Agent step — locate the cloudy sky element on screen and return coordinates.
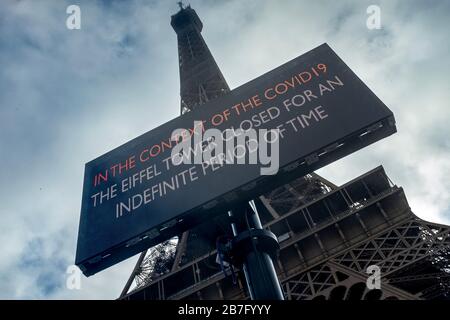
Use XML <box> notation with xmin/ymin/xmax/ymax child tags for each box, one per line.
<box><xmin>0</xmin><ymin>0</ymin><xmax>449</xmax><ymax>299</ymax></box>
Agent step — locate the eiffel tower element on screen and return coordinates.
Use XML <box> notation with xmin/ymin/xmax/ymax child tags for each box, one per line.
<box><xmin>119</xmin><ymin>5</ymin><xmax>450</xmax><ymax>300</ymax></box>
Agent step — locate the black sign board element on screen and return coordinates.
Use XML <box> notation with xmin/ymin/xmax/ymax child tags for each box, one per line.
<box><xmin>76</xmin><ymin>43</ymin><xmax>396</xmax><ymax>276</ymax></box>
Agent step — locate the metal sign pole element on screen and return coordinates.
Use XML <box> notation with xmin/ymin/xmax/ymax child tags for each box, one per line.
<box><xmin>228</xmin><ymin>200</ymin><xmax>284</xmax><ymax>300</ymax></box>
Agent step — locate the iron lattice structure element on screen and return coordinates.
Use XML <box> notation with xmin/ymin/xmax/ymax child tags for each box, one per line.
<box><xmin>119</xmin><ymin>6</ymin><xmax>450</xmax><ymax>300</ymax></box>
<box><xmin>171</xmin><ymin>4</ymin><xmax>229</xmax><ymax>114</ymax></box>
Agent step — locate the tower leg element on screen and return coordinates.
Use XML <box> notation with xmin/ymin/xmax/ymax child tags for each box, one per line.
<box><xmin>228</xmin><ymin>200</ymin><xmax>284</xmax><ymax>300</ymax></box>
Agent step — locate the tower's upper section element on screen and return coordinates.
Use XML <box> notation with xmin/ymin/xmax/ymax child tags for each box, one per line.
<box><xmin>171</xmin><ymin>5</ymin><xmax>203</xmax><ymax>34</ymax></box>
<box><xmin>171</xmin><ymin>4</ymin><xmax>229</xmax><ymax>114</ymax></box>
